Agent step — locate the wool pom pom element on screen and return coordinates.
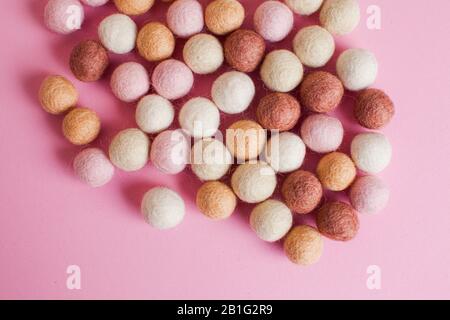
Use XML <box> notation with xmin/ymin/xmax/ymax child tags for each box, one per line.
<box><xmin>196</xmin><ymin>181</ymin><xmax>237</xmax><ymax>220</ymax></box>
<box><xmin>350</xmin><ymin>176</ymin><xmax>390</xmax><ymax>215</ymax></box>
<box><xmin>39</xmin><ymin>75</ymin><xmax>78</xmax><ymax>115</ymax></box>
<box><xmin>137</xmin><ymin>22</ymin><xmax>175</xmax><ymax>62</ymax></box>
<box><xmin>299</xmin><ymin>71</ymin><xmax>343</xmax><ymax>113</ymax></box>
<box><xmin>167</xmin><ymin>0</ymin><xmax>204</xmax><ymax>38</ymax></box>
<box><xmin>191</xmin><ymin>139</ymin><xmax>232</xmax><ymax>181</ymax></box>
<box><xmin>109</xmin><ymin>128</ymin><xmax>150</xmax><ymax>172</ymax></box>
<box><xmin>81</xmin><ymin>0</ymin><xmax>109</xmax><ymax>7</ymax></box>
<box><xmin>135</xmin><ymin>94</ymin><xmax>174</xmax><ymax>134</ymax></box>
<box><xmin>284</xmin><ymin>225</ymin><xmax>324</xmax><ymax>266</ymax></box>
<box><xmin>355</xmin><ymin>89</ymin><xmax>395</xmax><ymax>129</ymax></box>
<box><xmin>70</xmin><ymin>40</ymin><xmax>109</xmax><ymax>82</ymax></box>
<box><xmin>300</xmin><ymin>114</ymin><xmax>344</xmax><ymax>153</ymax></box>
<box><xmin>293</xmin><ymin>25</ymin><xmax>334</xmax><ymax>68</ymax></box>
<box><xmin>44</xmin><ymin>0</ymin><xmax>84</xmax><ymax>34</ymax></box>
<box><xmin>320</xmin><ymin>0</ymin><xmax>360</xmax><ymax>35</ymax></box>
<box><xmin>224</xmin><ymin>29</ymin><xmax>265</xmax><ymax>73</ymax></box>
<box><xmin>226</xmin><ymin>120</ymin><xmax>267</xmax><ymax>162</ymax></box>
<box><xmin>351</xmin><ymin>132</ymin><xmax>392</xmax><ymax>174</ymax></box>
<box><xmin>98</xmin><ymin>14</ymin><xmax>137</xmax><ymax>54</ymax></box>
<box><xmin>336</xmin><ymin>48</ymin><xmax>378</xmax><ymax>91</ymax></box>
<box><xmin>250</xmin><ymin>200</ymin><xmax>293</xmax><ymax>242</ymax></box>
<box><xmin>260</xmin><ymin>50</ymin><xmax>303</xmax><ymax>93</ymax></box>
<box><xmin>254</xmin><ymin>1</ymin><xmax>294</xmax><ymax>42</ymax></box>
<box><xmin>113</xmin><ymin>0</ymin><xmax>155</xmax><ymax>15</ymax></box>
<box><xmin>150</xmin><ymin>130</ymin><xmax>190</xmax><ymax>175</ymax></box>
<box><xmin>110</xmin><ymin>62</ymin><xmax>150</xmax><ymax>103</ymax></box>
<box><xmin>212</xmin><ymin>71</ymin><xmax>255</xmax><ymax>114</ymax></box>
<box><xmin>264</xmin><ymin>132</ymin><xmax>306</xmax><ymax>173</ymax></box>
<box><xmin>183</xmin><ymin>33</ymin><xmax>223</xmax><ymax>75</ymax></box>
<box><xmin>316</xmin><ymin>152</ymin><xmax>356</xmax><ymax>191</ymax></box>
<box><xmin>151</xmin><ymin>59</ymin><xmax>194</xmax><ymax>100</ymax></box>
<box><xmin>281</xmin><ymin>170</ymin><xmax>323</xmax><ymax>214</ymax></box>
<box><xmin>205</xmin><ymin>0</ymin><xmax>245</xmax><ymax>35</ymax></box>
<box><xmin>285</xmin><ymin>0</ymin><xmax>323</xmax><ymax>15</ymax></box>
<box><xmin>316</xmin><ymin>201</ymin><xmax>359</xmax><ymax>241</ymax></box>
<box><xmin>256</xmin><ymin>93</ymin><xmax>301</xmax><ymax>131</ymax></box>
<box><xmin>73</xmin><ymin>148</ymin><xmax>114</xmax><ymax>187</ymax></box>
<box><xmin>179</xmin><ymin>97</ymin><xmax>220</xmax><ymax>138</ymax></box>
<box><xmin>62</xmin><ymin>108</ymin><xmax>101</xmax><ymax>145</ymax></box>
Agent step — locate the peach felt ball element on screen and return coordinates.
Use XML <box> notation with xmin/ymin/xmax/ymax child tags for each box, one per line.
<box><xmin>70</xmin><ymin>40</ymin><xmax>109</xmax><ymax>82</ymax></box>
<box><xmin>137</xmin><ymin>22</ymin><xmax>175</xmax><ymax>62</ymax></box>
<box><xmin>167</xmin><ymin>0</ymin><xmax>204</xmax><ymax>38</ymax></box>
<box><xmin>151</xmin><ymin>59</ymin><xmax>194</xmax><ymax>100</ymax></box>
<box><xmin>110</xmin><ymin>62</ymin><xmax>150</xmax><ymax>103</ymax></box>
<box><xmin>284</xmin><ymin>225</ymin><xmax>324</xmax><ymax>266</ymax></box>
<box><xmin>113</xmin><ymin>0</ymin><xmax>155</xmax><ymax>16</ymax></box>
<box><xmin>316</xmin><ymin>201</ymin><xmax>360</xmax><ymax>241</ymax></box>
<box><xmin>300</xmin><ymin>114</ymin><xmax>344</xmax><ymax>154</ymax></box>
<box><xmin>150</xmin><ymin>130</ymin><xmax>190</xmax><ymax>175</ymax></box>
<box><xmin>62</xmin><ymin>108</ymin><xmax>101</xmax><ymax>145</ymax></box>
<box><xmin>355</xmin><ymin>89</ymin><xmax>395</xmax><ymax>129</ymax></box>
<box><xmin>81</xmin><ymin>0</ymin><xmax>109</xmax><ymax>6</ymax></box>
<box><xmin>196</xmin><ymin>181</ymin><xmax>237</xmax><ymax>220</ymax></box>
<box><xmin>205</xmin><ymin>0</ymin><xmax>245</xmax><ymax>36</ymax></box>
<box><xmin>44</xmin><ymin>0</ymin><xmax>84</xmax><ymax>34</ymax></box>
<box><xmin>254</xmin><ymin>1</ymin><xmax>294</xmax><ymax>42</ymax></box>
<box><xmin>350</xmin><ymin>175</ymin><xmax>390</xmax><ymax>215</ymax></box>
<box><xmin>316</xmin><ymin>152</ymin><xmax>357</xmax><ymax>192</ymax></box>
<box><xmin>281</xmin><ymin>170</ymin><xmax>323</xmax><ymax>214</ymax></box>
<box><xmin>226</xmin><ymin>120</ymin><xmax>267</xmax><ymax>162</ymax></box>
<box><xmin>73</xmin><ymin>148</ymin><xmax>115</xmax><ymax>187</ymax></box>
<box><xmin>39</xmin><ymin>75</ymin><xmax>78</xmax><ymax>115</ymax></box>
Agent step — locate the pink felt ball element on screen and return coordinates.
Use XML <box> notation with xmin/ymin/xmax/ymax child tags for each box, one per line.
<box><xmin>254</xmin><ymin>1</ymin><xmax>294</xmax><ymax>42</ymax></box>
<box><xmin>167</xmin><ymin>0</ymin><xmax>204</xmax><ymax>38</ymax></box>
<box><xmin>73</xmin><ymin>148</ymin><xmax>115</xmax><ymax>187</ymax></box>
<box><xmin>80</xmin><ymin>0</ymin><xmax>109</xmax><ymax>6</ymax></box>
<box><xmin>350</xmin><ymin>175</ymin><xmax>390</xmax><ymax>214</ymax></box>
<box><xmin>300</xmin><ymin>114</ymin><xmax>344</xmax><ymax>154</ymax></box>
<box><xmin>110</xmin><ymin>62</ymin><xmax>150</xmax><ymax>103</ymax></box>
<box><xmin>150</xmin><ymin>130</ymin><xmax>190</xmax><ymax>175</ymax></box>
<box><xmin>44</xmin><ymin>0</ymin><xmax>85</xmax><ymax>34</ymax></box>
<box><xmin>151</xmin><ymin>59</ymin><xmax>194</xmax><ymax>100</ymax></box>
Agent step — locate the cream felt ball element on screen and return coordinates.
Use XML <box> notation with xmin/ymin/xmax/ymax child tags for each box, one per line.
<box><xmin>351</xmin><ymin>132</ymin><xmax>392</xmax><ymax>174</ymax></box>
<box><xmin>293</xmin><ymin>25</ymin><xmax>335</xmax><ymax>68</ymax></box>
<box><xmin>141</xmin><ymin>187</ymin><xmax>185</xmax><ymax>230</ymax></box>
<box><xmin>151</xmin><ymin>59</ymin><xmax>194</xmax><ymax>100</ymax></box>
<box><xmin>191</xmin><ymin>138</ymin><xmax>232</xmax><ymax>181</ymax></box>
<box><xmin>150</xmin><ymin>130</ymin><xmax>190</xmax><ymax>175</ymax></box>
<box><xmin>250</xmin><ymin>200</ymin><xmax>293</xmax><ymax>242</ymax></box>
<box><xmin>264</xmin><ymin>132</ymin><xmax>306</xmax><ymax>173</ymax></box>
<box><xmin>81</xmin><ymin>0</ymin><xmax>109</xmax><ymax>6</ymax></box>
<box><xmin>110</xmin><ymin>62</ymin><xmax>150</xmax><ymax>102</ymax></box>
<box><xmin>183</xmin><ymin>33</ymin><xmax>224</xmax><ymax>75</ymax></box>
<box><xmin>73</xmin><ymin>148</ymin><xmax>114</xmax><ymax>187</ymax></box>
<box><xmin>179</xmin><ymin>97</ymin><xmax>220</xmax><ymax>138</ymax></box>
<box><xmin>212</xmin><ymin>71</ymin><xmax>255</xmax><ymax>115</ymax></box>
<box><xmin>135</xmin><ymin>95</ymin><xmax>174</xmax><ymax>134</ymax></box>
<box><xmin>109</xmin><ymin>128</ymin><xmax>150</xmax><ymax>172</ymax></box>
<box><xmin>45</xmin><ymin>0</ymin><xmax>84</xmax><ymax>34</ymax></box>
<box><xmin>336</xmin><ymin>48</ymin><xmax>378</xmax><ymax>91</ymax></box>
<box><xmin>300</xmin><ymin>114</ymin><xmax>344</xmax><ymax>153</ymax></box>
<box><xmin>167</xmin><ymin>0</ymin><xmax>204</xmax><ymax>38</ymax></box>
<box><xmin>98</xmin><ymin>14</ymin><xmax>137</xmax><ymax>54</ymax></box>
<box><xmin>254</xmin><ymin>1</ymin><xmax>294</xmax><ymax>42</ymax></box>
<box><xmin>260</xmin><ymin>50</ymin><xmax>304</xmax><ymax>93</ymax></box>
<box><xmin>350</xmin><ymin>175</ymin><xmax>390</xmax><ymax>215</ymax></box>
<box><xmin>285</xmin><ymin>0</ymin><xmax>323</xmax><ymax>15</ymax></box>
<box><xmin>320</xmin><ymin>0</ymin><xmax>360</xmax><ymax>35</ymax></box>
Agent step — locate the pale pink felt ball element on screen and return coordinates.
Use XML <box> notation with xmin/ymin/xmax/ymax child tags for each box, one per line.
<box><xmin>150</xmin><ymin>130</ymin><xmax>190</xmax><ymax>175</ymax></box>
<box><xmin>110</xmin><ymin>62</ymin><xmax>150</xmax><ymax>103</ymax></box>
<box><xmin>151</xmin><ymin>59</ymin><xmax>194</xmax><ymax>100</ymax></box>
<box><xmin>254</xmin><ymin>1</ymin><xmax>294</xmax><ymax>42</ymax></box>
<box><xmin>44</xmin><ymin>0</ymin><xmax>85</xmax><ymax>34</ymax></box>
<box><xmin>80</xmin><ymin>0</ymin><xmax>109</xmax><ymax>6</ymax></box>
<box><xmin>73</xmin><ymin>148</ymin><xmax>115</xmax><ymax>187</ymax></box>
<box><xmin>300</xmin><ymin>114</ymin><xmax>344</xmax><ymax>154</ymax></box>
<box><xmin>350</xmin><ymin>175</ymin><xmax>390</xmax><ymax>215</ymax></box>
<box><xmin>167</xmin><ymin>0</ymin><xmax>204</xmax><ymax>38</ymax></box>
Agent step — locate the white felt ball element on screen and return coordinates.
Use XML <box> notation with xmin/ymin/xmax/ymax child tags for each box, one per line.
<box><xmin>320</xmin><ymin>0</ymin><xmax>360</xmax><ymax>35</ymax></box>
<box><xmin>183</xmin><ymin>33</ymin><xmax>224</xmax><ymax>74</ymax></box>
<box><xmin>81</xmin><ymin>0</ymin><xmax>109</xmax><ymax>6</ymax></box>
<box><xmin>293</xmin><ymin>25</ymin><xmax>335</xmax><ymax>68</ymax></box>
<box><xmin>285</xmin><ymin>0</ymin><xmax>323</xmax><ymax>15</ymax></box>
<box><xmin>141</xmin><ymin>187</ymin><xmax>185</xmax><ymax>230</ymax></box>
<box><xmin>211</xmin><ymin>71</ymin><xmax>255</xmax><ymax>114</ymax></box>
<box><xmin>135</xmin><ymin>94</ymin><xmax>174</xmax><ymax>134</ymax></box>
<box><xmin>260</xmin><ymin>50</ymin><xmax>304</xmax><ymax>93</ymax></box>
<box><xmin>179</xmin><ymin>97</ymin><xmax>220</xmax><ymax>138</ymax></box>
<box><xmin>264</xmin><ymin>132</ymin><xmax>306</xmax><ymax>173</ymax></box>
<box><xmin>336</xmin><ymin>48</ymin><xmax>378</xmax><ymax>91</ymax></box>
<box><xmin>98</xmin><ymin>13</ymin><xmax>137</xmax><ymax>54</ymax></box>
<box><xmin>351</xmin><ymin>132</ymin><xmax>392</xmax><ymax>174</ymax></box>
<box><xmin>109</xmin><ymin>128</ymin><xmax>150</xmax><ymax>172</ymax></box>
<box><xmin>250</xmin><ymin>199</ymin><xmax>293</xmax><ymax>242</ymax></box>
<box><xmin>191</xmin><ymin>138</ymin><xmax>233</xmax><ymax>181</ymax></box>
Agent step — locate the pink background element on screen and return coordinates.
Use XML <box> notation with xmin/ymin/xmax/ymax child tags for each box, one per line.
<box><xmin>1</xmin><ymin>0</ymin><xmax>450</xmax><ymax>300</ymax></box>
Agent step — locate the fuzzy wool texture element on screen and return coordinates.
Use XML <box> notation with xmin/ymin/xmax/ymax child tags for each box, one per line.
<box><xmin>141</xmin><ymin>187</ymin><xmax>185</xmax><ymax>230</ymax></box>
<box><xmin>212</xmin><ymin>71</ymin><xmax>255</xmax><ymax>114</ymax></box>
<box><xmin>355</xmin><ymin>89</ymin><xmax>395</xmax><ymax>129</ymax></box>
<box><xmin>137</xmin><ymin>22</ymin><xmax>175</xmax><ymax>62</ymax></box>
<box><xmin>293</xmin><ymin>25</ymin><xmax>335</xmax><ymax>68</ymax></box>
<box><xmin>167</xmin><ymin>0</ymin><xmax>204</xmax><ymax>38</ymax></box>
<box><xmin>150</xmin><ymin>130</ymin><xmax>189</xmax><ymax>175</ymax></box>
<box><xmin>319</xmin><ymin>0</ymin><xmax>360</xmax><ymax>35</ymax></box>
<box><xmin>300</xmin><ymin>71</ymin><xmax>343</xmax><ymax>113</ymax></box>
<box><xmin>113</xmin><ymin>0</ymin><xmax>155</xmax><ymax>15</ymax></box>
<box><xmin>39</xmin><ymin>75</ymin><xmax>78</xmax><ymax>115</ymax></box>
<box><xmin>250</xmin><ymin>199</ymin><xmax>293</xmax><ymax>242</ymax></box>
<box><xmin>316</xmin><ymin>201</ymin><xmax>359</xmax><ymax>241</ymax></box>
<box><xmin>151</xmin><ymin>59</ymin><xmax>194</xmax><ymax>100</ymax></box>
<box><xmin>98</xmin><ymin>14</ymin><xmax>137</xmax><ymax>54</ymax></box>
<box><xmin>178</xmin><ymin>97</ymin><xmax>220</xmax><ymax>138</ymax></box>
<box><xmin>264</xmin><ymin>132</ymin><xmax>306</xmax><ymax>173</ymax></box>
<box><xmin>224</xmin><ymin>29</ymin><xmax>265</xmax><ymax>73</ymax></box>
<box><xmin>135</xmin><ymin>94</ymin><xmax>174</xmax><ymax>134</ymax></box>
<box><xmin>226</xmin><ymin>120</ymin><xmax>267</xmax><ymax>162</ymax></box>
<box><xmin>284</xmin><ymin>225</ymin><xmax>323</xmax><ymax>266</ymax></box>
<box><xmin>44</xmin><ymin>0</ymin><xmax>84</xmax><ymax>34</ymax></box>
<box><xmin>73</xmin><ymin>148</ymin><xmax>114</xmax><ymax>187</ymax></box>
<box><xmin>191</xmin><ymin>139</ymin><xmax>232</xmax><ymax>181</ymax></box>
<box><xmin>254</xmin><ymin>1</ymin><xmax>294</xmax><ymax>42</ymax></box>
<box><xmin>70</xmin><ymin>40</ymin><xmax>109</xmax><ymax>82</ymax></box>
<box><xmin>350</xmin><ymin>175</ymin><xmax>390</xmax><ymax>215</ymax></box>
<box><xmin>196</xmin><ymin>181</ymin><xmax>237</xmax><ymax>220</ymax></box>
<box><xmin>183</xmin><ymin>33</ymin><xmax>224</xmax><ymax>75</ymax></box>
<box><xmin>336</xmin><ymin>48</ymin><xmax>378</xmax><ymax>91</ymax></box>
<box><xmin>281</xmin><ymin>170</ymin><xmax>323</xmax><ymax>214</ymax></box>
<box><xmin>205</xmin><ymin>0</ymin><xmax>245</xmax><ymax>35</ymax></box>
<box><xmin>62</xmin><ymin>108</ymin><xmax>101</xmax><ymax>145</ymax></box>
<box><xmin>231</xmin><ymin>162</ymin><xmax>277</xmax><ymax>204</ymax></box>
<box><xmin>316</xmin><ymin>152</ymin><xmax>356</xmax><ymax>192</ymax></box>
<box><xmin>260</xmin><ymin>50</ymin><xmax>304</xmax><ymax>93</ymax></box>
<box><xmin>110</xmin><ymin>62</ymin><xmax>150</xmax><ymax>103</ymax></box>
<box><xmin>301</xmin><ymin>114</ymin><xmax>343</xmax><ymax>153</ymax></box>
<box><xmin>256</xmin><ymin>92</ymin><xmax>301</xmax><ymax>131</ymax></box>
<box><xmin>81</xmin><ymin>0</ymin><xmax>109</xmax><ymax>7</ymax></box>
<box><xmin>285</xmin><ymin>0</ymin><xmax>323</xmax><ymax>15</ymax></box>
<box><xmin>109</xmin><ymin>128</ymin><xmax>150</xmax><ymax>172</ymax></box>
<box><xmin>351</xmin><ymin>132</ymin><xmax>392</xmax><ymax>174</ymax></box>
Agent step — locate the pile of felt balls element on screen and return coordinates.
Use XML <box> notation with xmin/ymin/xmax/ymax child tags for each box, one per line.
<box><xmin>39</xmin><ymin>0</ymin><xmax>394</xmax><ymax>266</ymax></box>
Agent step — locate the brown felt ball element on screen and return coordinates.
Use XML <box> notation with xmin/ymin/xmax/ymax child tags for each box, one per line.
<box><xmin>196</xmin><ymin>181</ymin><xmax>237</xmax><ymax>220</ymax></box>
<box><xmin>205</xmin><ymin>0</ymin><xmax>245</xmax><ymax>36</ymax></box>
<box><xmin>62</xmin><ymin>108</ymin><xmax>101</xmax><ymax>145</ymax></box>
<box><xmin>316</xmin><ymin>201</ymin><xmax>360</xmax><ymax>241</ymax></box>
<box><xmin>256</xmin><ymin>93</ymin><xmax>301</xmax><ymax>131</ymax></box>
<box><xmin>284</xmin><ymin>225</ymin><xmax>324</xmax><ymax>266</ymax></box>
<box><xmin>70</xmin><ymin>40</ymin><xmax>109</xmax><ymax>82</ymax></box>
<box><xmin>355</xmin><ymin>88</ymin><xmax>395</xmax><ymax>129</ymax></box>
<box><xmin>113</xmin><ymin>0</ymin><xmax>155</xmax><ymax>15</ymax></box>
<box><xmin>137</xmin><ymin>22</ymin><xmax>175</xmax><ymax>62</ymax></box>
<box><xmin>224</xmin><ymin>29</ymin><xmax>266</xmax><ymax>73</ymax></box>
<box><xmin>299</xmin><ymin>71</ymin><xmax>344</xmax><ymax>113</ymax></box>
<box><xmin>281</xmin><ymin>170</ymin><xmax>323</xmax><ymax>214</ymax></box>
<box><xmin>39</xmin><ymin>75</ymin><xmax>78</xmax><ymax>115</ymax></box>
<box><xmin>316</xmin><ymin>152</ymin><xmax>356</xmax><ymax>191</ymax></box>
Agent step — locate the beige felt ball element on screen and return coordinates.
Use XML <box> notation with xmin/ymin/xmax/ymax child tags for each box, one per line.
<box><xmin>191</xmin><ymin>138</ymin><xmax>232</xmax><ymax>181</ymax></box>
<box><xmin>336</xmin><ymin>48</ymin><xmax>378</xmax><ymax>91</ymax></box>
<box><xmin>205</xmin><ymin>0</ymin><xmax>245</xmax><ymax>36</ymax></box>
<box><xmin>135</xmin><ymin>94</ymin><xmax>174</xmax><ymax>134</ymax></box>
<box><xmin>39</xmin><ymin>75</ymin><xmax>78</xmax><ymax>115</ymax></box>
<box><xmin>183</xmin><ymin>33</ymin><xmax>224</xmax><ymax>75</ymax></box>
<box><xmin>320</xmin><ymin>0</ymin><xmax>360</xmax><ymax>35</ymax></box>
<box><xmin>62</xmin><ymin>108</ymin><xmax>101</xmax><ymax>145</ymax></box>
<box><xmin>293</xmin><ymin>25</ymin><xmax>335</xmax><ymax>68</ymax></box>
<box><xmin>113</xmin><ymin>0</ymin><xmax>155</xmax><ymax>16</ymax></box>
<box><xmin>196</xmin><ymin>181</ymin><xmax>237</xmax><ymax>220</ymax></box>
<box><xmin>284</xmin><ymin>225</ymin><xmax>324</xmax><ymax>266</ymax></box>
<box><xmin>316</xmin><ymin>152</ymin><xmax>356</xmax><ymax>191</ymax></box>
<box><xmin>250</xmin><ymin>199</ymin><xmax>293</xmax><ymax>242</ymax></box>
<box><xmin>285</xmin><ymin>0</ymin><xmax>323</xmax><ymax>15</ymax></box>
<box><xmin>137</xmin><ymin>22</ymin><xmax>175</xmax><ymax>62</ymax></box>
<box><xmin>109</xmin><ymin>128</ymin><xmax>150</xmax><ymax>172</ymax></box>
<box><xmin>226</xmin><ymin>120</ymin><xmax>267</xmax><ymax>162</ymax></box>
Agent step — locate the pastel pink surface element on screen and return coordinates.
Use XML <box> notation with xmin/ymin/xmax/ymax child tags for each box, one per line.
<box><xmin>150</xmin><ymin>130</ymin><xmax>190</xmax><ymax>175</ymax></box>
<box><xmin>166</xmin><ymin>0</ymin><xmax>204</xmax><ymax>38</ymax></box>
<box><xmin>1</xmin><ymin>0</ymin><xmax>450</xmax><ymax>300</ymax></box>
<box><xmin>110</xmin><ymin>62</ymin><xmax>150</xmax><ymax>102</ymax></box>
<box><xmin>254</xmin><ymin>0</ymin><xmax>294</xmax><ymax>42</ymax></box>
<box><xmin>151</xmin><ymin>59</ymin><xmax>194</xmax><ymax>100</ymax></box>
<box><xmin>45</xmin><ymin>0</ymin><xmax>85</xmax><ymax>34</ymax></box>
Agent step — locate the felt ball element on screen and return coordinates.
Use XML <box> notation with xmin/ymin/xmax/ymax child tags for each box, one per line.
<box><xmin>300</xmin><ymin>114</ymin><xmax>344</xmax><ymax>153</ymax></box>
<box><xmin>179</xmin><ymin>97</ymin><xmax>220</xmax><ymax>138</ymax></box>
<box><xmin>226</xmin><ymin>120</ymin><xmax>267</xmax><ymax>162</ymax></box>
<box><xmin>81</xmin><ymin>0</ymin><xmax>109</xmax><ymax>6</ymax></box>
<box><xmin>110</xmin><ymin>62</ymin><xmax>150</xmax><ymax>102</ymax></box>
<box><xmin>293</xmin><ymin>25</ymin><xmax>335</xmax><ymax>68</ymax></box>
<box><xmin>254</xmin><ymin>1</ymin><xmax>294</xmax><ymax>42</ymax></box>
<box><xmin>196</xmin><ymin>181</ymin><xmax>237</xmax><ymax>220</ymax></box>
<box><xmin>211</xmin><ymin>71</ymin><xmax>255</xmax><ymax>114</ymax></box>
<box><xmin>113</xmin><ymin>0</ymin><xmax>155</xmax><ymax>15</ymax></box>
<box><xmin>316</xmin><ymin>201</ymin><xmax>359</xmax><ymax>241</ymax></box>
<box><xmin>351</xmin><ymin>132</ymin><xmax>392</xmax><ymax>174</ymax></box>
<box><xmin>281</xmin><ymin>170</ymin><xmax>322</xmax><ymax>214</ymax></box>
<box><xmin>316</xmin><ymin>152</ymin><xmax>356</xmax><ymax>191</ymax></box>
<box><xmin>350</xmin><ymin>175</ymin><xmax>390</xmax><ymax>215</ymax></box>
<box><xmin>264</xmin><ymin>132</ymin><xmax>306</xmax><ymax>173</ymax></box>
<box><xmin>224</xmin><ymin>29</ymin><xmax>265</xmax><ymax>73</ymax></box>
<box><xmin>183</xmin><ymin>33</ymin><xmax>223</xmax><ymax>75</ymax></box>
<box><xmin>299</xmin><ymin>71</ymin><xmax>344</xmax><ymax>113</ymax></box>
<box><xmin>150</xmin><ymin>130</ymin><xmax>190</xmax><ymax>175</ymax></box>
<box><xmin>62</xmin><ymin>107</ymin><xmax>101</xmax><ymax>145</ymax></box>
<box><xmin>336</xmin><ymin>48</ymin><xmax>378</xmax><ymax>91</ymax></box>
<box><xmin>135</xmin><ymin>94</ymin><xmax>174</xmax><ymax>134</ymax></box>
<box><xmin>285</xmin><ymin>0</ymin><xmax>323</xmax><ymax>15</ymax></box>
<box><xmin>355</xmin><ymin>89</ymin><xmax>395</xmax><ymax>129</ymax></box>
<box><xmin>191</xmin><ymin>139</ymin><xmax>232</xmax><ymax>181</ymax></box>
<box><xmin>73</xmin><ymin>148</ymin><xmax>114</xmax><ymax>187</ymax></box>
<box><xmin>320</xmin><ymin>0</ymin><xmax>360</xmax><ymax>35</ymax></box>
<box><xmin>256</xmin><ymin>93</ymin><xmax>301</xmax><ymax>131</ymax></box>
<box><xmin>151</xmin><ymin>59</ymin><xmax>194</xmax><ymax>100</ymax></box>
<box><xmin>137</xmin><ymin>22</ymin><xmax>175</xmax><ymax>62</ymax></box>
<box><xmin>284</xmin><ymin>225</ymin><xmax>323</xmax><ymax>266</ymax></box>
<box><xmin>167</xmin><ymin>0</ymin><xmax>204</xmax><ymax>38</ymax></box>
<box><xmin>44</xmin><ymin>0</ymin><xmax>84</xmax><ymax>34</ymax></box>
<box><xmin>231</xmin><ymin>162</ymin><xmax>277</xmax><ymax>204</ymax></box>
<box><xmin>250</xmin><ymin>199</ymin><xmax>293</xmax><ymax>242</ymax></box>
<box><xmin>109</xmin><ymin>128</ymin><xmax>150</xmax><ymax>172</ymax></box>
<box><xmin>141</xmin><ymin>187</ymin><xmax>185</xmax><ymax>230</ymax></box>
<box><xmin>70</xmin><ymin>40</ymin><xmax>109</xmax><ymax>82</ymax></box>
<box><xmin>98</xmin><ymin>14</ymin><xmax>137</xmax><ymax>54</ymax></box>
<box><xmin>205</xmin><ymin>0</ymin><xmax>245</xmax><ymax>36</ymax></box>
<box><xmin>260</xmin><ymin>50</ymin><xmax>304</xmax><ymax>93</ymax></box>
<box><xmin>39</xmin><ymin>75</ymin><xmax>78</xmax><ymax>115</ymax></box>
